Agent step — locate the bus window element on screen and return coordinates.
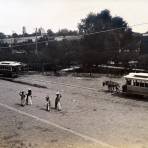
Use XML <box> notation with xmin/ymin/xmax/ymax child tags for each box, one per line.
<box><xmin>140</xmin><ymin>82</ymin><xmax>145</xmax><ymax>87</ymax></box>
<box><xmin>133</xmin><ymin>80</ymin><xmax>139</xmax><ymax>86</ymax></box>
<box><xmin>126</xmin><ymin>79</ymin><xmax>131</xmax><ymax>85</ymax></box>
<box><xmin>12</xmin><ymin>66</ymin><xmax>19</xmax><ymax>73</ymax></box>
<box><xmin>133</xmin><ymin>80</ymin><xmax>136</xmax><ymax>86</ymax></box>
<box><xmin>136</xmin><ymin>82</ymin><xmax>139</xmax><ymax>86</ymax></box>
<box><xmin>7</xmin><ymin>66</ymin><xmax>11</xmax><ymax>71</ymax></box>
<box><xmin>145</xmin><ymin>83</ymin><xmax>148</xmax><ymax>87</ymax></box>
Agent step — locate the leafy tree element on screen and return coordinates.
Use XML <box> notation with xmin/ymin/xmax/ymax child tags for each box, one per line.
<box><xmin>56</xmin><ymin>29</ymin><xmax>78</xmax><ymax>36</ymax></box>
<box><xmin>12</xmin><ymin>33</ymin><xmax>19</xmax><ymax>38</ymax></box>
<box><xmin>111</xmin><ymin>16</ymin><xmax>127</xmax><ymax>29</ymax></box>
<box><xmin>0</xmin><ymin>32</ymin><xmax>6</xmax><ymax>39</ymax></box>
<box><xmin>78</xmin><ymin>9</ymin><xmax>112</xmax><ymax>34</ymax></box>
<box><xmin>78</xmin><ymin>9</ymin><xmax>134</xmax><ymax>68</ymax></box>
<box><xmin>47</xmin><ymin>29</ymin><xmax>54</xmax><ymax>36</ymax></box>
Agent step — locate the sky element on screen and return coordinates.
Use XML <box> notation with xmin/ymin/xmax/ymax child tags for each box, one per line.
<box><xmin>0</xmin><ymin>0</ymin><xmax>148</xmax><ymax>35</ymax></box>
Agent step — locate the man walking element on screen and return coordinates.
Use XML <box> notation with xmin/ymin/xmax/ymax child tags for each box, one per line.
<box><xmin>45</xmin><ymin>95</ymin><xmax>51</xmax><ymax>111</ymax></box>
<box><xmin>26</xmin><ymin>88</ymin><xmax>32</xmax><ymax>105</ymax></box>
<box><xmin>55</xmin><ymin>91</ymin><xmax>62</xmax><ymax>111</ymax></box>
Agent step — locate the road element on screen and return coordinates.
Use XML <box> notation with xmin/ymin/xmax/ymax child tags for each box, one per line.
<box><xmin>0</xmin><ymin>74</ymin><xmax>148</xmax><ymax>148</ymax></box>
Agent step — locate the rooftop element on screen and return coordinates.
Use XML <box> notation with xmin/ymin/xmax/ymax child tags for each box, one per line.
<box><xmin>124</xmin><ymin>73</ymin><xmax>148</xmax><ymax>81</ymax></box>
<box><xmin>0</xmin><ymin>61</ymin><xmax>22</xmax><ymax>66</ymax></box>
<box><xmin>142</xmin><ymin>33</ymin><xmax>148</xmax><ymax>37</ymax></box>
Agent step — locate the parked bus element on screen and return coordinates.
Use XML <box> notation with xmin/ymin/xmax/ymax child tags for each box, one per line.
<box><xmin>0</xmin><ymin>61</ymin><xmax>24</xmax><ymax>77</ymax></box>
<box><xmin>122</xmin><ymin>73</ymin><xmax>148</xmax><ymax>97</ymax></box>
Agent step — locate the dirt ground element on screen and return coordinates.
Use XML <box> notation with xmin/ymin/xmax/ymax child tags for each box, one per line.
<box><xmin>0</xmin><ymin>73</ymin><xmax>148</xmax><ymax>148</ymax></box>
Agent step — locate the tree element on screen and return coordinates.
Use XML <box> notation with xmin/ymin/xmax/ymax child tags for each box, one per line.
<box><xmin>38</xmin><ymin>27</ymin><xmax>46</xmax><ymax>36</ymax></box>
<box><xmin>0</xmin><ymin>32</ymin><xmax>6</xmax><ymax>39</ymax></box>
<box><xmin>111</xmin><ymin>17</ymin><xmax>127</xmax><ymax>30</ymax></box>
<box><xmin>56</xmin><ymin>29</ymin><xmax>78</xmax><ymax>36</ymax></box>
<box><xmin>12</xmin><ymin>33</ymin><xmax>19</xmax><ymax>38</ymax></box>
<box><xmin>78</xmin><ymin>9</ymin><xmax>112</xmax><ymax>34</ymax></box>
<box><xmin>47</xmin><ymin>29</ymin><xmax>54</xmax><ymax>36</ymax></box>
<box><xmin>78</xmin><ymin>9</ymin><xmax>133</xmax><ymax>68</ymax></box>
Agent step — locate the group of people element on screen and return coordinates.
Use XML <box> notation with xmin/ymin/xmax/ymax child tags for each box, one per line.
<box><xmin>19</xmin><ymin>89</ymin><xmax>32</xmax><ymax>106</ymax></box>
<box><xmin>45</xmin><ymin>91</ymin><xmax>62</xmax><ymax>111</ymax></box>
<box><xmin>19</xmin><ymin>89</ymin><xmax>62</xmax><ymax>111</ymax></box>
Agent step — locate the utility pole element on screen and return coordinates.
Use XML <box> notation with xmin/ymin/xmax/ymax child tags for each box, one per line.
<box><xmin>35</xmin><ymin>28</ymin><xmax>38</xmax><ymax>56</ymax></box>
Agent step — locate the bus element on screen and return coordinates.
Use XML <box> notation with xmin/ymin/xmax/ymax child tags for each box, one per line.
<box><xmin>122</xmin><ymin>73</ymin><xmax>148</xmax><ymax>97</ymax></box>
<box><xmin>0</xmin><ymin>61</ymin><xmax>24</xmax><ymax>77</ymax></box>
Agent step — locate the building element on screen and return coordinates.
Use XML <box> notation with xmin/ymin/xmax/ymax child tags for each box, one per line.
<box><xmin>0</xmin><ymin>36</ymin><xmax>42</xmax><ymax>45</ymax></box>
<box><xmin>54</xmin><ymin>35</ymin><xmax>82</xmax><ymax>41</ymax></box>
<box><xmin>140</xmin><ymin>33</ymin><xmax>148</xmax><ymax>54</ymax></box>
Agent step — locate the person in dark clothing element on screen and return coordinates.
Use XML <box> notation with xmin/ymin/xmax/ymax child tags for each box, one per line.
<box><xmin>26</xmin><ymin>88</ymin><xmax>32</xmax><ymax>105</ymax></box>
<box><xmin>45</xmin><ymin>95</ymin><xmax>51</xmax><ymax>111</ymax></box>
<box><xmin>55</xmin><ymin>91</ymin><xmax>62</xmax><ymax>110</ymax></box>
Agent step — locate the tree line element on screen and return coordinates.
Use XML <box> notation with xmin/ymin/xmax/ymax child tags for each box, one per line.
<box><xmin>0</xmin><ymin>9</ymin><xmax>145</xmax><ymax>72</ymax></box>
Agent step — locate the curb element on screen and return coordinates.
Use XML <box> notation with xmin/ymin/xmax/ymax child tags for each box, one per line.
<box><xmin>0</xmin><ymin>77</ymin><xmax>47</xmax><ymax>89</ymax></box>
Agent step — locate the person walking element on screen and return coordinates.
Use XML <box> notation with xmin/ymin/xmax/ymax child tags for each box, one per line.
<box><xmin>26</xmin><ymin>88</ymin><xmax>32</xmax><ymax>105</ymax></box>
<box><xmin>19</xmin><ymin>91</ymin><xmax>26</xmax><ymax>106</ymax></box>
<box><xmin>45</xmin><ymin>95</ymin><xmax>51</xmax><ymax>111</ymax></box>
<box><xmin>55</xmin><ymin>91</ymin><xmax>62</xmax><ymax>111</ymax></box>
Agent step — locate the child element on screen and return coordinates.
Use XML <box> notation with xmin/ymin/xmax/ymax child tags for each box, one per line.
<box><xmin>46</xmin><ymin>95</ymin><xmax>51</xmax><ymax>111</ymax></box>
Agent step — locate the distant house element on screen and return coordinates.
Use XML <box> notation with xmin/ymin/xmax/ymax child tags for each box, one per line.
<box><xmin>0</xmin><ymin>35</ymin><xmax>81</xmax><ymax>45</ymax></box>
<box><xmin>0</xmin><ymin>36</ymin><xmax>42</xmax><ymax>45</ymax></box>
<box><xmin>54</xmin><ymin>35</ymin><xmax>82</xmax><ymax>41</ymax></box>
<box><xmin>140</xmin><ymin>33</ymin><xmax>148</xmax><ymax>54</ymax></box>
<box><xmin>12</xmin><ymin>49</ymin><xmax>26</xmax><ymax>55</ymax></box>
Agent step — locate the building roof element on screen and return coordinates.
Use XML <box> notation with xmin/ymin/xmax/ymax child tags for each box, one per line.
<box><xmin>124</xmin><ymin>73</ymin><xmax>148</xmax><ymax>81</ymax></box>
<box><xmin>143</xmin><ymin>33</ymin><xmax>148</xmax><ymax>37</ymax></box>
<box><xmin>0</xmin><ymin>61</ymin><xmax>22</xmax><ymax>66</ymax></box>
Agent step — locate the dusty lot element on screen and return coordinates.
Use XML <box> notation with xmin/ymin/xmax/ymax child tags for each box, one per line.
<box><xmin>0</xmin><ymin>74</ymin><xmax>148</xmax><ymax>148</ymax></box>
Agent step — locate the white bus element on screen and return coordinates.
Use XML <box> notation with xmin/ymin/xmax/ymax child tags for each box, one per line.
<box><xmin>0</xmin><ymin>61</ymin><xmax>23</xmax><ymax>77</ymax></box>
<box><xmin>123</xmin><ymin>73</ymin><xmax>148</xmax><ymax>97</ymax></box>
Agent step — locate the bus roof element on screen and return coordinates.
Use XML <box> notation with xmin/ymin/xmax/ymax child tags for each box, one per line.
<box><xmin>124</xmin><ymin>73</ymin><xmax>148</xmax><ymax>81</ymax></box>
<box><xmin>0</xmin><ymin>61</ymin><xmax>22</xmax><ymax>66</ymax></box>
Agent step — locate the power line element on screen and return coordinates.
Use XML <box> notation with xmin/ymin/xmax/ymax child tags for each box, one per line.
<box><xmin>80</xmin><ymin>22</ymin><xmax>148</xmax><ymax>36</ymax></box>
<box><xmin>0</xmin><ymin>22</ymin><xmax>148</xmax><ymax>49</ymax></box>
<box><xmin>0</xmin><ymin>40</ymin><xmax>141</xmax><ymax>54</ymax></box>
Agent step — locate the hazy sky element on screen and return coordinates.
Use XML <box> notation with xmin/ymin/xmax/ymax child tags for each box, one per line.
<box><xmin>0</xmin><ymin>0</ymin><xmax>148</xmax><ymax>34</ymax></box>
